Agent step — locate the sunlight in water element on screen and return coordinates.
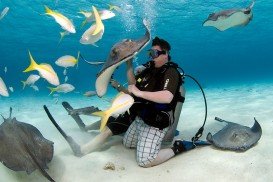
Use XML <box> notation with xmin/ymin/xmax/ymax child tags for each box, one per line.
<box><xmin>114</xmin><ymin>0</ymin><xmax>157</xmax><ymax>32</ymax></box>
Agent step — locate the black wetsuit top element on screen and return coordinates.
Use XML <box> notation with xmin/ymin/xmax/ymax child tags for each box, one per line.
<box><xmin>129</xmin><ymin>63</ymin><xmax>181</xmax><ymax>129</ymax></box>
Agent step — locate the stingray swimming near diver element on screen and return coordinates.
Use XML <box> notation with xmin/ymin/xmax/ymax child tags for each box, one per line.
<box><xmin>203</xmin><ymin>1</ymin><xmax>255</xmax><ymax>31</ymax></box>
<box><xmin>207</xmin><ymin>117</ymin><xmax>262</xmax><ymax>151</ymax></box>
<box><xmin>0</xmin><ymin>108</ymin><xmax>55</xmax><ymax>182</ymax></box>
<box><xmin>95</xmin><ymin>19</ymin><xmax>151</xmax><ymax>97</ymax></box>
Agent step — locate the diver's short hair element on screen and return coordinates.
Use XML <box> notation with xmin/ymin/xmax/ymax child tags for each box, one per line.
<box><xmin>152</xmin><ymin>37</ymin><xmax>171</xmax><ymax>51</ymax></box>
<box><xmin>152</xmin><ymin>37</ymin><xmax>171</xmax><ymax>60</ymax></box>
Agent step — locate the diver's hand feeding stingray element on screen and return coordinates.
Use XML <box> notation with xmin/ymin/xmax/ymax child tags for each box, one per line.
<box><xmin>95</xmin><ymin>19</ymin><xmax>151</xmax><ymax>97</ymax></box>
<box><xmin>110</xmin><ymin>79</ymin><xmax>129</xmax><ymax>94</ymax></box>
<box><xmin>207</xmin><ymin>117</ymin><xmax>262</xmax><ymax>151</ymax></box>
<box><xmin>0</xmin><ymin>108</ymin><xmax>55</xmax><ymax>182</ymax></box>
<box><xmin>203</xmin><ymin>1</ymin><xmax>255</xmax><ymax>31</ymax></box>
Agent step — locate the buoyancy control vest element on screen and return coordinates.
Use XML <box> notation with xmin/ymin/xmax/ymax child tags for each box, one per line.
<box><xmin>129</xmin><ymin>61</ymin><xmax>185</xmax><ymax>130</ymax></box>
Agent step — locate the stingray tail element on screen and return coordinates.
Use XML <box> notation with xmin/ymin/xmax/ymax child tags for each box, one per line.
<box><xmin>16</xmin><ymin>125</ymin><xmax>55</xmax><ymax>182</ymax></box>
<box><xmin>24</xmin><ymin>144</ymin><xmax>55</xmax><ymax>182</ymax></box>
<box><xmin>215</xmin><ymin>117</ymin><xmax>231</xmax><ymax>124</ymax></box>
<box><xmin>248</xmin><ymin>0</ymin><xmax>255</xmax><ymax>9</ymax></box>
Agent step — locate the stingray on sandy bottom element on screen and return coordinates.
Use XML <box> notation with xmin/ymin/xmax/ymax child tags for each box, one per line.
<box><xmin>0</xmin><ymin>108</ymin><xmax>55</xmax><ymax>182</ymax></box>
<box><xmin>207</xmin><ymin>117</ymin><xmax>262</xmax><ymax>151</ymax></box>
<box><xmin>203</xmin><ymin>1</ymin><xmax>255</xmax><ymax>31</ymax></box>
<box><xmin>95</xmin><ymin>19</ymin><xmax>151</xmax><ymax>97</ymax></box>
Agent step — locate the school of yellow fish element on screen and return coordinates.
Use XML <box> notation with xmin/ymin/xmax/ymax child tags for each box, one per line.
<box><xmin>0</xmin><ymin>4</ymin><xmax>121</xmax><ymax>98</ymax></box>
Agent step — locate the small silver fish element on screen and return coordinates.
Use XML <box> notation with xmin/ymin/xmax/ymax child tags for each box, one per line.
<box><xmin>48</xmin><ymin>83</ymin><xmax>75</xmax><ymax>95</ymax></box>
<box><xmin>65</xmin><ymin>76</ymin><xmax>68</xmax><ymax>82</ymax></box>
<box><xmin>22</xmin><ymin>74</ymin><xmax>40</xmax><ymax>89</ymax></box>
<box><xmin>83</xmin><ymin>90</ymin><xmax>97</xmax><ymax>97</ymax></box>
<box><xmin>9</xmin><ymin>87</ymin><xmax>14</xmax><ymax>93</ymax></box>
<box><xmin>4</xmin><ymin>66</ymin><xmax>7</xmax><ymax>74</ymax></box>
<box><xmin>0</xmin><ymin>7</ymin><xmax>9</xmax><ymax>20</ymax></box>
<box><xmin>30</xmin><ymin>85</ymin><xmax>39</xmax><ymax>92</ymax></box>
<box><xmin>63</xmin><ymin>68</ymin><xmax>67</xmax><ymax>75</ymax></box>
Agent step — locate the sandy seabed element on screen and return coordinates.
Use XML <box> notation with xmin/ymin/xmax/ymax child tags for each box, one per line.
<box><xmin>0</xmin><ymin>82</ymin><xmax>273</xmax><ymax>182</ymax></box>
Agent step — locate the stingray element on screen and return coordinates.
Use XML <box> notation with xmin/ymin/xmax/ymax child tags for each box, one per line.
<box><xmin>206</xmin><ymin>117</ymin><xmax>262</xmax><ymax>151</ymax></box>
<box><xmin>203</xmin><ymin>1</ymin><xmax>255</xmax><ymax>31</ymax></box>
<box><xmin>0</xmin><ymin>108</ymin><xmax>55</xmax><ymax>182</ymax></box>
<box><xmin>95</xmin><ymin>19</ymin><xmax>151</xmax><ymax>97</ymax></box>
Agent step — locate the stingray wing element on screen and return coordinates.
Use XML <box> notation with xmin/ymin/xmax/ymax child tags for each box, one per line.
<box><xmin>203</xmin><ymin>2</ymin><xmax>254</xmax><ymax>31</ymax></box>
<box><xmin>207</xmin><ymin>117</ymin><xmax>262</xmax><ymax>151</ymax></box>
<box><xmin>0</xmin><ymin>121</ymin><xmax>35</xmax><ymax>172</ymax></box>
<box><xmin>0</xmin><ymin>119</ymin><xmax>54</xmax><ymax>181</ymax></box>
<box><xmin>19</xmin><ymin>122</ymin><xmax>54</xmax><ymax>168</ymax></box>
<box><xmin>22</xmin><ymin>141</ymin><xmax>55</xmax><ymax>181</ymax></box>
<box><xmin>95</xmin><ymin>20</ymin><xmax>151</xmax><ymax>97</ymax></box>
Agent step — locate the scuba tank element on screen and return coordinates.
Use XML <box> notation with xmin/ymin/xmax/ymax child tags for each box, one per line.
<box><xmin>163</xmin><ymin>85</ymin><xmax>185</xmax><ymax>143</ymax></box>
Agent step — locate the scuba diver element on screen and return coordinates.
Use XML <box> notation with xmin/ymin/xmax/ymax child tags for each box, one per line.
<box><xmin>123</xmin><ymin>37</ymin><xmax>209</xmax><ymax>167</ymax></box>
<box><xmin>44</xmin><ymin>37</ymin><xmax>210</xmax><ymax>161</ymax></box>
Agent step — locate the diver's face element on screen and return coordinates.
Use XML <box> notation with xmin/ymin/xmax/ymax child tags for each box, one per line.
<box><xmin>151</xmin><ymin>45</ymin><xmax>168</xmax><ymax>68</ymax></box>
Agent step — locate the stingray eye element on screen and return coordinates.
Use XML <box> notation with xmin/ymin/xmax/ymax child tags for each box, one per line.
<box><xmin>111</xmin><ymin>48</ymin><xmax>117</xmax><ymax>55</ymax></box>
<box><xmin>209</xmin><ymin>13</ymin><xmax>215</xmax><ymax>18</ymax></box>
<box><xmin>113</xmin><ymin>47</ymin><xmax>118</xmax><ymax>53</ymax></box>
<box><xmin>111</xmin><ymin>48</ymin><xmax>119</xmax><ymax>58</ymax></box>
<box><xmin>244</xmin><ymin>9</ymin><xmax>251</xmax><ymax>14</ymax></box>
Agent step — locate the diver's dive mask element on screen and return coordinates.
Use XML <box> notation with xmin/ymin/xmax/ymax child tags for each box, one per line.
<box><xmin>147</xmin><ymin>49</ymin><xmax>166</xmax><ymax>59</ymax></box>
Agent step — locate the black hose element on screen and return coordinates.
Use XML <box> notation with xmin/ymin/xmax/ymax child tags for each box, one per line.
<box><xmin>182</xmin><ymin>74</ymin><xmax>208</xmax><ymax>143</ymax></box>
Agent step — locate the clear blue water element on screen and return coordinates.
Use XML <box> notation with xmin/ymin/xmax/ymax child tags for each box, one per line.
<box><xmin>0</xmin><ymin>0</ymin><xmax>272</xmax><ymax>95</ymax></box>
<box><xmin>1</xmin><ymin>1</ymin><xmax>273</xmax><ymax>181</ymax></box>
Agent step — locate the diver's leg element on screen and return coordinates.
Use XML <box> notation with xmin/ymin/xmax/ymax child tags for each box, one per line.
<box><xmin>145</xmin><ymin>149</ymin><xmax>175</xmax><ymax>167</ymax></box>
<box><xmin>123</xmin><ymin>119</ymin><xmax>138</xmax><ymax>148</ymax></box>
<box><xmin>135</xmin><ymin>119</ymin><xmax>171</xmax><ymax>168</ymax></box>
<box><xmin>81</xmin><ymin>113</ymin><xmax>131</xmax><ymax>155</ymax></box>
<box><xmin>81</xmin><ymin>126</ymin><xmax>113</xmax><ymax>155</ymax></box>
<box><xmin>143</xmin><ymin>140</ymin><xmax>211</xmax><ymax>167</ymax></box>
